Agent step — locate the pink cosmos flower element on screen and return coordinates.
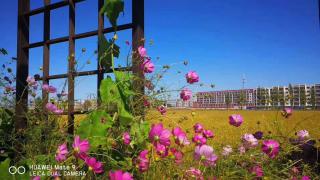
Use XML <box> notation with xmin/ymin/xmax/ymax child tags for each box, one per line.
<box><xmin>143</xmin><ymin>99</ymin><xmax>150</xmax><ymax>107</ymax></box>
<box><xmin>301</xmin><ymin>176</ymin><xmax>311</xmax><ymax>180</ymax></box>
<box><xmin>109</xmin><ymin>170</ymin><xmax>133</xmax><ymax>180</ymax></box>
<box><xmin>242</xmin><ymin>134</ymin><xmax>258</xmax><ymax>149</ymax></box>
<box><xmin>282</xmin><ymin>108</ymin><xmax>293</xmax><ymax>118</ymax></box>
<box><xmin>261</xmin><ymin>140</ymin><xmax>280</xmax><ymax>159</ymax></box>
<box><xmin>170</xmin><ymin>148</ymin><xmax>184</xmax><ymax>164</ymax></box>
<box><xmin>297</xmin><ymin>130</ymin><xmax>309</xmax><ymax>141</ymax></box>
<box><xmin>193</xmin><ymin>134</ymin><xmax>207</xmax><ymax>145</ymax></box>
<box><xmin>180</xmin><ymin>88</ymin><xmax>192</xmax><ymax>101</ymax></box>
<box><xmin>221</xmin><ymin>145</ymin><xmax>233</xmax><ymax>156</ymax></box>
<box><xmin>138</xmin><ymin>46</ymin><xmax>147</xmax><ymax>57</ymax></box>
<box><xmin>156</xmin><ymin>143</ymin><xmax>168</xmax><ymax>157</ymax></box>
<box><xmin>157</xmin><ymin>105</ymin><xmax>167</xmax><ymax>115</ymax></box>
<box><xmin>85</xmin><ymin>157</ymin><xmax>103</xmax><ymax>174</ymax></box>
<box><xmin>250</xmin><ymin>165</ymin><xmax>264</xmax><ymax>178</ymax></box>
<box><xmin>45</xmin><ymin>103</ymin><xmax>63</xmax><ymax>115</ymax></box>
<box><xmin>26</xmin><ymin>76</ymin><xmax>37</xmax><ymax>88</ymax></box>
<box><xmin>122</xmin><ymin>132</ymin><xmax>131</xmax><ymax>145</ymax></box>
<box><xmin>185</xmin><ymin>71</ymin><xmax>199</xmax><ymax>84</ymax></box>
<box><xmin>42</xmin><ymin>84</ymin><xmax>57</xmax><ymax>93</ymax></box>
<box><xmin>229</xmin><ymin>114</ymin><xmax>243</xmax><ymax>127</ymax></box>
<box><xmin>193</xmin><ymin>123</ymin><xmax>204</xmax><ymax>133</ymax></box>
<box><xmin>172</xmin><ymin>127</ymin><xmax>190</xmax><ymax>146</ymax></box>
<box><xmin>185</xmin><ymin>168</ymin><xmax>203</xmax><ymax>179</ymax></box>
<box><xmin>149</xmin><ymin>123</ymin><xmax>171</xmax><ymax>146</ymax></box>
<box><xmin>203</xmin><ymin>129</ymin><xmax>214</xmax><ymax>138</ymax></box>
<box><xmin>138</xmin><ymin>150</ymin><xmax>149</xmax><ymax>172</ymax></box>
<box><xmin>141</xmin><ymin>59</ymin><xmax>155</xmax><ymax>73</ymax></box>
<box><xmin>238</xmin><ymin>145</ymin><xmax>246</xmax><ymax>154</ymax></box>
<box><xmin>55</xmin><ymin>143</ymin><xmax>68</xmax><ymax>162</ymax></box>
<box><xmin>194</xmin><ymin>145</ymin><xmax>218</xmax><ymax>166</ymax></box>
<box><xmin>5</xmin><ymin>86</ymin><xmax>15</xmax><ymax>93</ymax></box>
<box><xmin>32</xmin><ymin>176</ymin><xmax>41</xmax><ymax>180</ymax></box>
<box><xmin>73</xmin><ymin>135</ymin><xmax>90</xmax><ymax>154</ymax></box>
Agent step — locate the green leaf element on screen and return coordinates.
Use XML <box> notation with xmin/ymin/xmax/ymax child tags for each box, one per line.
<box><xmin>77</xmin><ymin>110</ymin><xmax>113</xmax><ymax>150</ymax></box>
<box><xmin>100</xmin><ymin>76</ymin><xmax>122</xmax><ymax>105</ymax></box>
<box><xmin>130</xmin><ymin>121</ymin><xmax>150</xmax><ymax>145</ymax></box>
<box><xmin>0</xmin><ymin>158</ymin><xmax>29</xmax><ymax>180</ymax></box>
<box><xmin>98</xmin><ymin>35</ymin><xmax>120</xmax><ymax>69</ymax></box>
<box><xmin>100</xmin><ymin>0</ymin><xmax>124</xmax><ymax>28</ymax></box>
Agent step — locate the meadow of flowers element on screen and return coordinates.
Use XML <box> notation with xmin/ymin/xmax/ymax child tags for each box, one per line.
<box><xmin>0</xmin><ymin>0</ymin><xmax>319</xmax><ymax>179</ymax></box>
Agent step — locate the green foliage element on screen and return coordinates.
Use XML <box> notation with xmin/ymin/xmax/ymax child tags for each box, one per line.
<box><xmin>0</xmin><ymin>48</ymin><xmax>8</xmax><ymax>55</ymax></box>
<box><xmin>0</xmin><ymin>108</ymin><xmax>14</xmax><ymax>161</ymax></box>
<box><xmin>100</xmin><ymin>0</ymin><xmax>124</xmax><ymax>28</ymax></box>
<box><xmin>98</xmin><ymin>35</ymin><xmax>120</xmax><ymax>69</ymax></box>
<box><xmin>77</xmin><ymin>110</ymin><xmax>113</xmax><ymax>150</ymax></box>
<box><xmin>0</xmin><ymin>158</ymin><xmax>29</xmax><ymax>180</ymax></box>
<box><xmin>130</xmin><ymin>121</ymin><xmax>150</xmax><ymax>146</ymax></box>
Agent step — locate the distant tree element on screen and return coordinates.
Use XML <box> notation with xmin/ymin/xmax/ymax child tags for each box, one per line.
<box><xmin>310</xmin><ymin>87</ymin><xmax>316</xmax><ymax>109</ymax></box>
<box><xmin>238</xmin><ymin>91</ymin><xmax>246</xmax><ymax>109</ymax></box>
<box><xmin>225</xmin><ymin>93</ymin><xmax>231</xmax><ymax>109</ymax></box>
<box><xmin>288</xmin><ymin>83</ymin><xmax>294</xmax><ymax>107</ymax></box>
<box><xmin>299</xmin><ymin>87</ymin><xmax>306</xmax><ymax>108</ymax></box>
<box><xmin>270</xmin><ymin>87</ymin><xmax>280</xmax><ymax>108</ymax></box>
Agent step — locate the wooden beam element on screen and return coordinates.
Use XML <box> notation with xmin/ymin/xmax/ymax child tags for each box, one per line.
<box><xmin>16</xmin><ymin>0</ymin><xmax>30</xmax><ymax>131</ymax></box>
<box><xmin>132</xmin><ymin>0</ymin><xmax>145</xmax><ymax>115</ymax></box>
<box><xmin>68</xmin><ymin>0</ymin><xmax>76</xmax><ymax>135</ymax></box>
<box><xmin>97</xmin><ymin>0</ymin><xmax>104</xmax><ymax>106</ymax></box>
<box><xmin>42</xmin><ymin>0</ymin><xmax>50</xmax><ymax>112</ymax></box>
<box><xmin>27</xmin><ymin>23</ymin><xmax>133</xmax><ymax>49</ymax></box>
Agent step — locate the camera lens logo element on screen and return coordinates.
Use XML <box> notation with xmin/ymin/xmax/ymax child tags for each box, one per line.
<box><xmin>8</xmin><ymin>166</ymin><xmax>26</xmax><ymax>175</ymax></box>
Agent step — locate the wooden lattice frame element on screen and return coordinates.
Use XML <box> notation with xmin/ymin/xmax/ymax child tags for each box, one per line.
<box><xmin>16</xmin><ymin>0</ymin><xmax>144</xmax><ymax>135</ymax></box>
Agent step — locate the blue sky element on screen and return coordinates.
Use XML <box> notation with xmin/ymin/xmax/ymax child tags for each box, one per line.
<box><xmin>1</xmin><ymin>0</ymin><xmax>320</xmax><ymax>100</ymax></box>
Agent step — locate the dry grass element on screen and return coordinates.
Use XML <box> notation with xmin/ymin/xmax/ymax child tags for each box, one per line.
<box><xmin>146</xmin><ymin>109</ymin><xmax>320</xmax><ymax>146</ymax></box>
<box><xmin>71</xmin><ymin>109</ymin><xmax>320</xmax><ymax>146</ymax></box>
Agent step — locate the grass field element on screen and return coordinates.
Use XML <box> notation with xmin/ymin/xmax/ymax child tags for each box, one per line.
<box><xmin>146</xmin><ymin>109</ymin><xmax>320</xmax><ymax>146</ymax></box>
<box><xmin>72</xmin><ymin>109</ymin><xmax>320</xmax><ymax>146</ymax></box>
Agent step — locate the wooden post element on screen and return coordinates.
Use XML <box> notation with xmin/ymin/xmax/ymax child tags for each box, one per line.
<box><xmin>132</xmin><ymin>0</ymin><xmax>145</xmax><ymax>116</ymax></box>
<box><xmin>43</xmin><ymin>0</ymin><xmax>51</xmax><ymax>114</ymax></box>
<box><xmin>16</xmin><ymin>0</ymin><xmax>30</xmax><ymax>131</ymax></box>
<box><xmin>68</xmin><ymin>0</ymin><xmax>76</xmax><ymax>135</ymax></box>
<box><xmin>97</xmin><ymin>0</ymin><xmax>104</xmax><ymax>106</ymax></box>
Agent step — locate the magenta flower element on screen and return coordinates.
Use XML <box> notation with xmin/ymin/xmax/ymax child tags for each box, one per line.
<box><xmin>242</xmin><ymin>134</ymin><xmax>258</xmax><ymax>149</ymax></box>
<box><xmin>193</xmin><ymin>134</ymin><xmax>207</xmax><ymax>145</ymax></box>
<box><xmin>26</xmin><ymin>76</ymin><xmax>37</xmax><ymax>88</ymax></box>
<box><xmin>157</xmin><ymin>105</ymin><xmax>167</xmax><ymax>115</ymax></box>
<box><xmin>122</xmin><ymin>132</ymin><xmax>131</xmax><ymax>145</ymax></box>
<box><xmin>45</xmin><ymin>103</ymin><xmax>63</xmax><ymax>115</ymax></box>
<box><xmin>156</xmin><ymin>143</ymin><xmax>168</xmax><ymax>157</ymax></box>
<box><xmin>229</xmin><ymin>114</ymin><xmax>243</xmax><ymax>127</ymax></box>
<box><xmin>221</xmin><ymin>145</ymin><xmax>233</xmax><ymax>156</ymax></box>
<box><xmin>141</xmin><ymin>59</ymin><xmax>155</xmax><ymax>73</ymax></box>
<box><xmin>42</xmin><ymin>84</ymin><xmax>57</xmax><ymax>93</ymax></box>
<box><xmin>180</xmin><ymin>88</ymin><xmax>192</xmax><ymax>101</ymax></box>
<box><xmin>5</xmin><ymin>86</ymin><xmax>15</xmax><ymax>93</ymax></box>
<box><xmin>261</xmin><ymin>140</ymin><xmax>280</xmax><ymax>159</ymax></box>
<box><xmin>250</xmin><ymin>165</ymin><xmax>264</xmax><ymax>178</ymax></box>
<box><xmin>203</xmin><ymin>129</ymin><xmax>214</xmax><ymax>138</ymax></box>
<box><xmin>32</xmin><ymin>176</ymin><xmax>41</xmax><ymax>180</ymax></box>
<box><xmin>170</xmin><ymin>148</ymin><xmax>184</xmax><ymax>164</ymax></box>
<box><xmin>185</xmin><ymin>71</ymin><xmax>199</xmax><ymax>84</ymax></box>
<box><xmin>185</xmin><ymin>168</ymin><xmax>203</xmax><ymax>179</ymax></box>
<box><xmin>73</xmin><ymin>135</ymin><xmax>90</xmax><ymax>154</ymax></box>
<box><xmin>282</xmin><ymin>108</ymin><xmax>293</xmax><ymax>118</ymax></box>
<box><xmin>85</xmin><ymin>157</ymin><xmax>103</xmax><ymax>174</ymax></box>
<box><xmin>143</xmin><ymin>99</ymin><xmax>150</xmax><ymax>107</ymax></box>
<box><xmin>55</xmin><ymin>143</ymin><xmax>68</xmax><ymax>162</ymax></box>
<box><xmin>109</xmin><ymin>170</ymin><xmax>133</xmax><ymax>180</ymax></box>
<box><xmin>301</xmin><ymin>176</ymin><xmax>311</xmax><ymax>180</ymax></box>
<box><xmin>138</xmin><ymin>150</ymin><xmax>149</xmax><ymax>172</ymax></box>
<box><xmin>149</xmin><ymin>123</ymin><xmax>171</xmax><ymax>146</ymax></box>
<box><xmin>138</xmin><ymin>46</ymin><xmax>147</xmax><ymax>57</ymax></box>
<box><xmin>194</xmin><ymin>145</ymin><xmax>218</xmax><ymax>166</ymax></box>
<box><xmin>297</xmin><ymin>130</ymin><xmax>309</xmax><ymax>140</ymax></box>
<box><xmin>172</xmin><ymin>127</ymin><xmax>190</xmax><ymax>146</ymax></box>
<box><xmin>193</xmin><ymin>123</ymin><xmax>204</xmax><ymax>133</ymax></box>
